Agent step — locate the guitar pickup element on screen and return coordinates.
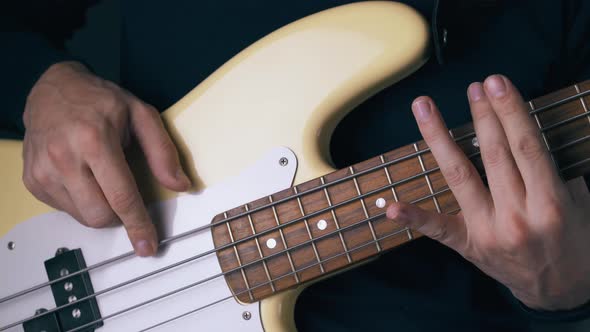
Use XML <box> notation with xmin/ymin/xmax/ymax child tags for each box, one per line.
<box><xmin>23</xmin><ymin>249</ymin><xmax>102</xmax><ymax>332</ymax></box>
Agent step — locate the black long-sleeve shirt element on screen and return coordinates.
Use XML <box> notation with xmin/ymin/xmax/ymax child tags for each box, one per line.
<box><xmin>1</xmin><ymin>0</ymin><xmax>590</xmax><ymax>331</ymax></box>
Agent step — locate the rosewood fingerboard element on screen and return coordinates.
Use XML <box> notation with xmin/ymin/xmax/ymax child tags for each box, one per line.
<box><xmin>212</xmin><ymin>80</ymin><xmax>590</xmax><ymax>303</ymax></box>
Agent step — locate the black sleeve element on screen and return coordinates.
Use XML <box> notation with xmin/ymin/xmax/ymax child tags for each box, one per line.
<box><xmin>0</xmin><ymin>1</ymin><xmax>97</xmax><ymax>138</ymax></box>
<box><xmin>560</xmin><ymin>0</ymin><xmax>590</xmax><ymax>83</ymax></box>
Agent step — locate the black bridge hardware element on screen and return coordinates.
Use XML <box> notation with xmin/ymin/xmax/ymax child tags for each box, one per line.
<box><xmin>23</xmin><ymin>249</ymin><xmax>102</xmax><ymax>332</ymax></box>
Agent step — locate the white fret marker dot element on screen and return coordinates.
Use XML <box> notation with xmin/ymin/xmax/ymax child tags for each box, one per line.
<box><xmin>472</xmin><ymin>137</ymin><xmax>480</xmax><ymax>148</ymax></box>
<box><xmin>266</xmin><ymin>238</ymin><xmax>277</xmax><ymax>249</ymax></box>
<box><xmin>376</xmin><ymin>198</ymin><xmax>386</xmax><ymax>209</ymax></box>
<box><xmin>317</xmin><ymin>219</ymin><xmax>328</xmax><ymax>230</ymax></box>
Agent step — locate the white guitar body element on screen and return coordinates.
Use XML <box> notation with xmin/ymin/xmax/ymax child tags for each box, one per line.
<box><xmin>1</xmin><ymin>147</ymin><xmax>297</xmax><ymax>331</ymax></box>
<box><xmin>0</xmin><ymin>2</ymin><xmax>430</xmax><ymax>331</ymax></box>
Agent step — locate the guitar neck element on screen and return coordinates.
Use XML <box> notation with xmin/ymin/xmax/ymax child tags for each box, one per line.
<box><xmin>212</xmin><ymin>81</ymin><xmax>590</xmax><ymax>303</ymax></box>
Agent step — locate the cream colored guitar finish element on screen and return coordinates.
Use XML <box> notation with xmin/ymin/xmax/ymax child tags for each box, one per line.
<box><xmin>0</xmin><ymin>2</ymin><xmax>429</xmax><ymax>331</ymax></box>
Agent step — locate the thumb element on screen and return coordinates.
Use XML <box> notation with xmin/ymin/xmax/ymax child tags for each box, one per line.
<box><xmin>386</xmin><ymin>202</ymin><xmax>467</xmax><ymax>252</ymax></box>
<box><xmin>128</xmin><ymin>98</ymin><xmax>191</xmax><ymax>191</ymax></box>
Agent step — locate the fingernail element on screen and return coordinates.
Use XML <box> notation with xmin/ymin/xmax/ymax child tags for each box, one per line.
<box><xmin>468</xmin><ymin>83</ymin><xmax>484</xmax><ymax>102</ymax></box>
<box><xmin>413</xmin><ymin>100</ymin><xmax>432</xmax><ymax>121</ymax></box>
<box><xmin>485</xmin><ymin>75</ymin><xmax>507</xmax><ymax>98</ymax></box>
<box><xmin>134</xmin><ymin>240</ymin><xmax>154</xmax><ymax>257</ymax></box>
<box><xmin>176</xmin><ymin>169</ymin><xmax>191</xmax><ymax>188</ymax></box>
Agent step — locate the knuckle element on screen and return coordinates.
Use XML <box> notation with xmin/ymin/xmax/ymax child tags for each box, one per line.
<box><xmin>502</xmin><ymin>218</ymin><xmax>532</xmax><ymax>252</ymax></box>
<box><xmin>101</xmin><ymin>93</ymin><xmax>126</xmax><ymax>113</ymax></box>
<box><xmin>74</xmin><ymin>120</ymin><xmax>109</xmax><ymax>157</ymax></box>
<box><xmin>85</xmin><ymin>210</ymin><xmax>117</xmax><ymax>228</ymax></box>
<box><xmin>22</xmin><ymin>171</ymin><xmax>38</xmax><ymax>193</ymax></box>
<box><xmin>539</xmin><ymin>200</ymin><xmax>566</xmax><ymax>233</ymax></box>
<box><xmin>136</xmin><ymin>103</ymin><xmax>158</xmax><ymax>116</ymax></box>
<box><xmin>484</xmin><ymin>143</ymin><xmax>511</xmax><ymax>168</ymax></box>
<box><xmin>110</xmin><ymin>189</ymin><xmax>140</xmax><ymax>215</ymax></box>
<box><xmin>31</xmin><ymin>165</ymin><xmax>53</xmax><ymax>187</ymax></box>
<box><xmin>77</xmin><ymin>122</ymin><xmax>103</xmax><ymax>146</ymax></box>
<box><xmin>444</xmin><ymin>163</ymin><xmax>474</xmax><ymax>188</ymax></box>
<box><xmin>155</xmin><ymin>136</ymin><xmax>174</xmax><ymax>154</ymax></box>
<box><xmin>516</xmin><ymin>134</ymin><xmax>545</xmax><ymax>161</ymax></box>
<box><xmin>46</xmin><ymin>139</ymin><xmax>71</xmax><ymax>166</ymax></box>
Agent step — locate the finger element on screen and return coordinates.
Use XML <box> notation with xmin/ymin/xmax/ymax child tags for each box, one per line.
<box><xmin>87</xmin><ymin>138</ymin><xmax>158</xmax><ymax>257</ymax></box>
<box><xmin>63</xmin><ymin>166</ymin><xmax>119</xmax><ymax>228</ymax></box>
<box><xmin>467</xmin><ymin>82</ymin><xmax>525</xmax><ymax>204</ymax></box>
<box><xmin>386</xmin><ymin>202</ymin><xmax>467</xmax><ymax>253</ymax></box>
<box><xmin>412</xmin><ymin>97</ymin><xmax>491</xmax><ymax>216</ymax></box>
<box><xmin>128</xmin><ymin>98</ymin><xmax>191</xmax><ymax>191</ymax></box>
<box><xmin>483</xmin><ymin>75</ymin><xmax>562</xmax><ymax>193</ymax></box>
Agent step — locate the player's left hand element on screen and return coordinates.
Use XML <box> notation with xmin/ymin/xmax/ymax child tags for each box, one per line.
<box><xmin>386</xmin><ymin>75</ymin><xmax>590</xmax><ymax>311</ymax></box>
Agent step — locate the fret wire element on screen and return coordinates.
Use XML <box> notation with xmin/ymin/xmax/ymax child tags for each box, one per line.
<box><xmin>414</xmin><ymin>143</ymin><xmax>442</xmax><ymax>213</ymax></box>
<box><xmin>349</xmin><ymin>166</ymin><xmax>381</xmax><ymax>252</ymax></box>
<box><xmin>575</xmin><ymin>85</ymin><xmax>590</xmax><ymax>126</ymax></box>
<box><xmin>292</xmin><ymin>186</ymin><xmax>325</xmax><ymax>273</ymax></box>
<box><xmin>244</xmin><ymin>204</ymin><xmax>275</xmax><ymax>292</ymax></box>
<box><xmin>530</xmin><ymin>88</ymin><xmax>590</xmax><ymax>115</ymax></box>
<box><xmin>320</xmin><ymin>176</ymin><xmax>352</xmax><ymax>263</ymax></box>
<box><xmin>224</xmin><ymin>213</ymin><xmax>255</xmax><ymax>302</ymax></box>
<box><xmin>530</xmin><ymin>100</ymin><xmax>559</xmax><ymax>172</ymax></box>
<box><xmin>268</xmin><ymin>196</ymin><xmax>300</xmax><ymax>283</ymax></box>
<box><xmin>5</xmin><ymin>88</ymin><xmax>590</xmax><ymax>310</ymax></box>
<box><xmin>380</xmin><ymin>155</ymin><xmax>412</xmax><ymax>240</ymax></box>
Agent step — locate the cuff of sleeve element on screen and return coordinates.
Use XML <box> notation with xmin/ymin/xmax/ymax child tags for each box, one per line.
<box><xmin>518</xmin><ymin>299</ymin><xmax>590</xmax><ymax>323</ymax></box>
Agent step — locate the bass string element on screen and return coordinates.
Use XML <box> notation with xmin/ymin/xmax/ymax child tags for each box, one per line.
<box><xmin>1</xmin><ymin>182</ymin><xmax>457</xmax><ymax>331</ymax></box>
<box><xmin>1</xmin><ymin>88</ymin><xmax>588</xmax><ymax>310</ymax></box>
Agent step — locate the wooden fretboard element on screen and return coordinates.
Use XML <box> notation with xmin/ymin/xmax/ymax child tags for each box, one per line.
<box><xmin>212</xmin><ymin>81</ymin><xmax>590</xmax><ymax>303</ymax></box>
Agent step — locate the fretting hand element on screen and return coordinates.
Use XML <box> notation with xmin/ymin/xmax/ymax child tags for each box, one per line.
<box><xmin>22</xmin><ymin>61</ymin><xmax>191</xmax><ymax>257</ymax></box>
<box><xmin>386</xmin><ymin>75</ymin><xmax>590</xmax><ymax>311</ymax></box>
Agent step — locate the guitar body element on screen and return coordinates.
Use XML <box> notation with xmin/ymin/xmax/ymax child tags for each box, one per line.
<box><xmin>0</xmin><ymin>2</ymin><xmax>429</xmax><ymax>331</ymax></box>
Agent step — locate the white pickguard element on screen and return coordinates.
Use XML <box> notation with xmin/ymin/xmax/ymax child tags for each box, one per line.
<box><xmin>0</xmin><ymin>147</ymin><xmax>298</xmax><ymax>332</ymax></box>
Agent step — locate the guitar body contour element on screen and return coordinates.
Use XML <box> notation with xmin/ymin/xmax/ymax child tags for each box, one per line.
<box><xmin>0</xmin><ymin>2</ymin><xmax>429</xmax><ymax>331</ymax></box>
